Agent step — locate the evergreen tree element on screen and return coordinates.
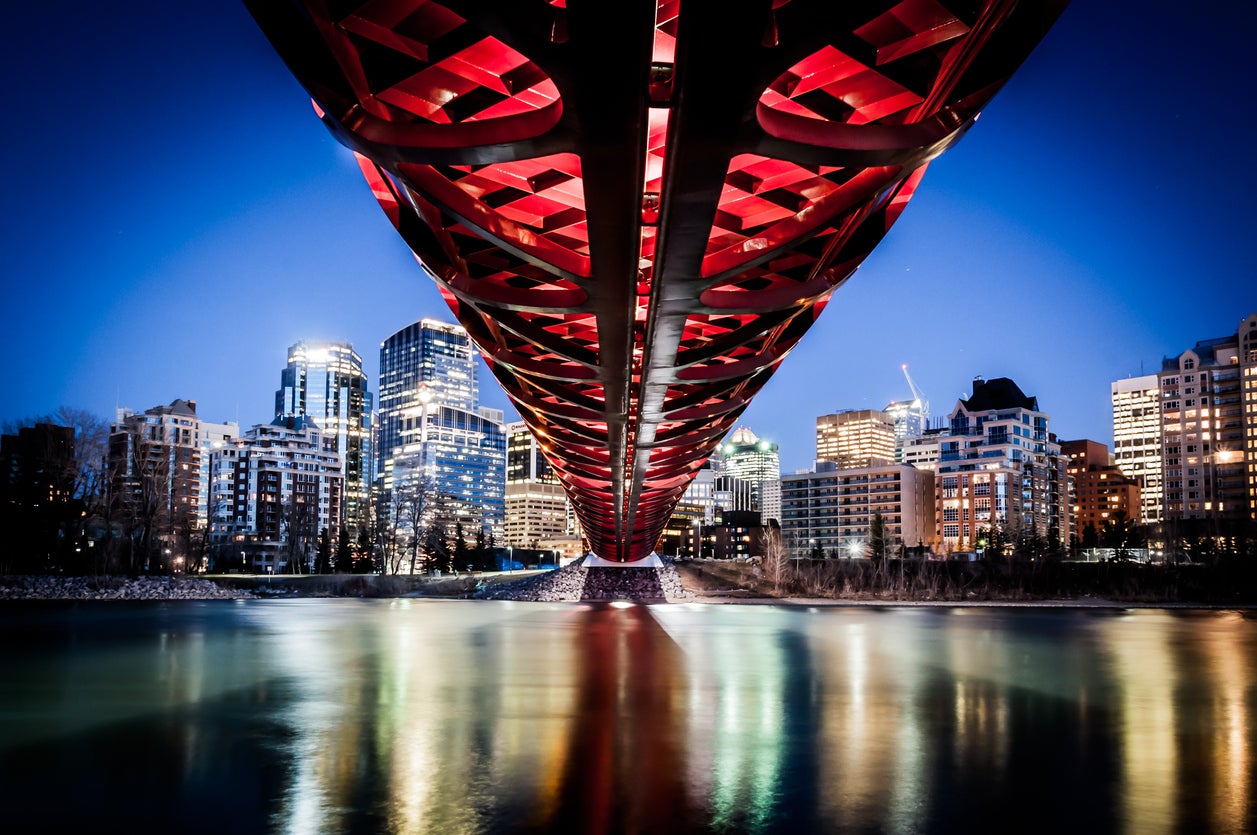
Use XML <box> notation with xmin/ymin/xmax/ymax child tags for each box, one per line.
<box><xmin>315</xmin><ymin>527</ymin><xmax>332</xmax><ymax>574</ymax></box>
<box><xmin>423</xmin><ymin>521</ymin><xmax>449</xmax><ymax>574</ymax></box>
<box><xmin>869</xmin><ymin>512</ymin><xmax>886</xmax><ymax>561</ymax></box>
<box><xmin>453</xmin><ymin>521</ymin><xmax>470</xmax><ymax>571</ymax></box>
<box><xmin>354</xmin><ymin>528</ymin><xmax>373</xmax><ymax>573</ymax></box>
<box><xmin>336</xmin><ymin>527</ymin><xmax>353</xmax><ymax>573</ymax></box>
<box><xmin>473</xmin><ymin>526</ymin><xmax>488</xmax><ymax>570</ymax></box>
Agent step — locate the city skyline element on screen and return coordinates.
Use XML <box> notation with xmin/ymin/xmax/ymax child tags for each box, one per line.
<box><xmin>3</xmin><ymin>1</ymin><xmax>1255</xmax><ymax>476</ymax></box>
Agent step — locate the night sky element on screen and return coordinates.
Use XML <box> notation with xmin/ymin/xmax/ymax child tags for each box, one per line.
<box><xmin>2</xmin><ymin>1</ymin><xmax>1254</xmax><ymax>474</ymax></box>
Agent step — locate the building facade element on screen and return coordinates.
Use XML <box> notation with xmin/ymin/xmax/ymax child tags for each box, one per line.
<box><xmin>1061</xmin><ymin>439</ymin><xmax>1141</xmax><ymax>543</ymax></box>
<box><xmin>718</xmin><ymin>427</ymin><xmax>781</xmax><ymax>523</ymax></box>
<box><xmin>109</xmin><ymin>399</ymin><xmax>204</xmax><ymax>570</ymax></box>
<box><xmin>884</xmin><ymin>398</ymin><xmax>926</xmax><ymax>463</ymax></box>
<box><xmin>197</xmin><ymin>419</ymin><xmax>238</xmax><ymax>531</ymax></box>
<box><xmin>816</xmin><ymin>409</ymin><xmax>896</xmax><ymax>469</ymax></box>
<box><xmin>902</xmin><ymin>426</ymin><xmax>945</xmax><ymax>472</ymax></box>
<box><xmin>780</xmin><ymin>461</ymin><xmax>935</xmax><ymax>558</ymax></box>
<box><xmin>275</xmin><ymin>340</ymin><xmax>371</xmax><ymax>528</ymax></box>
<box><xmin>1157</xmin><ymin>313</ymin><xmax>1257</xmax><ymax>524</ymax></box>
<box><xmin>934</xmin><ymin>377</ymin><xmax>1068</xmax><ymax>553</ymax></box>
<box><xmin>504</xmin><ymin>420</ymin><xmax>569</xmax><ymax>548</ymax></box>
<box><xmin>207</xmin><ymin>416</ymin><xmax>343</xmax><ymax>574</ymax></box>
<box><xmin>1111</xmin><ymin>374</ymin><xmax>1163</xmax><ymax>524</ymax></box>
<box><xmin>378</xmin><ymin>319</ymin><xmax>504</xmax><ymax>540</ymax></box>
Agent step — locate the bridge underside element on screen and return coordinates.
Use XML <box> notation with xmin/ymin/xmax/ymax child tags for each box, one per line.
<box><xmin>248</xmin><ymin>0</ymin><xmax>1065</xmax><ymax>561</ymax></box>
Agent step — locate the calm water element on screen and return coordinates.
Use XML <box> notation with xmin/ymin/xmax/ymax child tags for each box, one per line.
<box><xmin>0</xmin><ymin>600</ymin><xmax>1254</xmax><ymax>834</ymax></box>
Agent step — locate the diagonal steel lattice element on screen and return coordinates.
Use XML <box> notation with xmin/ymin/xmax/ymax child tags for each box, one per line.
<box><xmin>248</xmin><ymin>0</ymin><xmax>1067</xmax><ymax>562</ymax></box>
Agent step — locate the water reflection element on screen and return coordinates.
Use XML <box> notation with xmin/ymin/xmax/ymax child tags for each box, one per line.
<box><xmin>0</xmin><ymin>602</ymin><xmax>1253</xmax><ymax>833</ymax></box>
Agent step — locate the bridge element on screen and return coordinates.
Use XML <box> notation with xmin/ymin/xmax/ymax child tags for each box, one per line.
<box><xmin>247</xmin><ymin>0</ymin><xmax>1066</xmax><ymax>562</ymax></box>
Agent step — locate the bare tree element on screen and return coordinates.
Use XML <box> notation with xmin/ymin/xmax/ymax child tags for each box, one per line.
<box><xmin>397</xmin><ymin>472</ymin><xmax>437</xmax><ymax>575</ymax></box>
<box><xmin>761</xmin><ymin>526</ymin><xmax>790</xmax><ymax>594</ymax></box>
<box><xmin>282</xmin><ymin>496</ymin><xmax>317</xmax><ymax>574</ymax></box>
<box><xmin>373</xmin><ymin>488</ymin><xmax>408</xmax><ymax>575</ymax></box>
<box><xmin>113</xmin><ymin>423</ymin><xmax>174</xmax><ymax>573</ymax></box>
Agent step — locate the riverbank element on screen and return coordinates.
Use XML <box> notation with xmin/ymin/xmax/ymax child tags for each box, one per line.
<box><xmin>0</xmin><ymin>574</ymin><xmax>256</xmax><ymax>600</ymax></box>
<box><xmin>3</xmin><ymin>555</ymin><xmax>1255</xmax><ymax>606</ymax></box>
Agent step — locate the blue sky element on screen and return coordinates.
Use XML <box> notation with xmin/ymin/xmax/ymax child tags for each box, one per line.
<box><xmin>2</xmin><ymin>1</ymin><xmax>1254</xmax><ymax>475</ymax></box>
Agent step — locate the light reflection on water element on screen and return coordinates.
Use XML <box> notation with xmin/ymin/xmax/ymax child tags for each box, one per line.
<box><xmin>0</xmin><ymin>601</ymin><xmax>1253</xmax><ymax>833</ymax></box>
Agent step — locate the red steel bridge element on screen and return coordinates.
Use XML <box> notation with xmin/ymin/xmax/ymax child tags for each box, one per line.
<box><xmin>248</xmin><ymin>0</ymin><xmax>1066</xmax><ymax>562</ymax></box>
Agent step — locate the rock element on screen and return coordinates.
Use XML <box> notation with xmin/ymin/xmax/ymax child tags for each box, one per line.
<box><xmin>474</xmin><ymin>557</ymin><xmax>693</xmax><ymax>603</ymax></box>
<box><xmin>0</xmin><ymin>575</ymin><xmax>256</xmax><ymax>600</ymax></box>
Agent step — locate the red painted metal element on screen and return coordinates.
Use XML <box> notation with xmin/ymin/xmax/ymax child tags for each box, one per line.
<box><xmin>248</xmin><ymin>0</ymin><xmax>1067</xmax><ymax>561</ymax></box>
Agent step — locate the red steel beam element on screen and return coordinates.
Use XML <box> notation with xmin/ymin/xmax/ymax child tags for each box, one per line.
<box><xmin>247</xmin><ymin>0</ymin><xmax>1067</xmax><ymax>561</ymax></box>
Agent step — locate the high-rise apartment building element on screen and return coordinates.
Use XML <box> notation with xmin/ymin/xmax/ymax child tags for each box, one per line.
<box><xmin>377</xmin><ymin>319</ymin><xmax>505</xmax><ymax>539</ymax></box>
<box><xmin>816</xmin><ymin>409</ymin><xmax>896</xmax><ymax>469</ymax></box>
<box><xmin>197</xmin><ymin>419</ymin><xmax>238</xmax><ymax>530</ymax></box>
<box><xmin>718</xmin><ymin>427</ymin><xmax>781</xmax><ymax>523</ymax></box>
<box><xmin>109</xmin><ymin>399</ymin><xmax>203</xmax><ymax>570</ymax></box>
<box><xmin>781</xmin><ymin>461</ymin><xmax>935</xmax><ymax>558</ymax></box>
<box><xmin>934</xmin><ymin>377</ymin><xmax>1068</xmax><ymax>552</ymax></box>
<box><xmin>276</xmin><ymin>340</ymin><xmax>371</xmax><ymax>528</ymax></box>
<box><xmin>1060</xmin><ymin>439</ymin><xmax>1141</xmax><ymax>542</ymax></box>
<box><xmin>1158</xmin><ymin>313</ymin><xmax>1257</xmax><ymax>523</ymax></box>
<box><xmin>1111</xmin><ymin>374</ymin><xmax>1162</xmax><ymax>524</ymax></box>
<box><xmin>207</xmin><ymin>416</ymin><xmax>343</xmax><ymax>574</ymax></box>
<box><xmin>902</xmin><ymin>426</ymin><xmax>946</xmax><ymax>472</ymax></box>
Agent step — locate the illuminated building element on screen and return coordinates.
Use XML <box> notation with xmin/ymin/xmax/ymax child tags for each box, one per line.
<box><xmin>195</xmin><ymin>419</ymin><xmax>239</xmax><ymax>554</ymax></box>
<box><xmin>505</xmin><ymin>421</ymin><xmax>569</xmax><ymax>547</ymax></box>
<box><xmin>718</xmin><ymin>427</ymin><xmax>781</xmax><ymax>523</ymax></box>
<box><xmin>109</xmin><ymin>399</ymin><xmax>204</xmax><ymax>569</ymax></box>
<box><xmin>275</xmin><ymin>340</ymin><xmax>371</xmax><ymax>528</ymax></box>
<box><xmin>1060</xmin><ymin>439</ymin><xmax>1140</xmax><ymax>543</ymax></box>
<box><xmin>1111</xmin><ymin>374</ymin><xmax>1163</xmax><ymax>524</ymax></box>
<box><xmin>208</xmin><ymin>416</ymin><xmax>343</xmax><ymax>573</ymax></box>
<box><xmin>816</xmin><ymin>409</ymin><xmax>896</xmax><ymax>469</ymax></box>
<box><xmin>507</xmin><ymin>420</ymin><xmax>555</xmax><ymax>485</ymax></box>
<box><xmin>902</xmin><ymin>426</ymin><xmax>946</xmax><ymax>472</ymax></box>
<box><xmin>934</xmin><ymin>377</ymin><xmax>1067</xmax><ymax>553</ymax></box>
<box><xmin>884</xmin><ymin>398</ymin><xmax>927</xmax><ymax>463</ymax></box>
<box><xmin>781</xmin><ymin>461</ymin><xmax>934</xmax><ymax>558</ymax></box>
<box><xmin>248</xmin><ymin>0</ymin><xmax>1066</xmax><ymax>560</ymax></box>
<box><xmin>378</xmin><ymin>319</ymin><xmax>505</xmax><ymax>539</ymax></box>
<box><xmin>1157</xmin><ymin>313</ymin><xmax>1257</xmax><ymax>523</ymax></box>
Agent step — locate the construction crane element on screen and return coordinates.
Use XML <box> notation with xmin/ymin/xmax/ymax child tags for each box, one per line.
<box><xmin>901</xmin><ymin>364</ymin><xmax>930</xmax><ymax>424</ymax></box>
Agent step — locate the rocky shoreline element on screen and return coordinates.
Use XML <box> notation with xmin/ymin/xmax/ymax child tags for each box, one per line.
<box><xmin>0</xmin><ymin>575</ymin><xmax>256</xmax><ymax>600</ymax></box>
<box><xmin>474</xmin><ymin>558</ymin><xmax>691</xmax><ymax>602</ymax></box>
<box><xmin>0</xmin><ymin>561</ymin><xmax>696</xmax><ymax>603</ymax></box>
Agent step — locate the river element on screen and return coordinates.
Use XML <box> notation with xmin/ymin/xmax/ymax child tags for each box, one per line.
<box><xmin>1</xmin><ymin>600</ymin><xmax>1253</xmax><ymax>833</ymax></box>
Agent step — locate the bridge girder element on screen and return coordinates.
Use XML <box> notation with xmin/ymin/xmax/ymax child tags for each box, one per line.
<box><xmin>248</xmin><ymin>0</ymin><xmax>1066</xmax><ymax>561</ymax></box>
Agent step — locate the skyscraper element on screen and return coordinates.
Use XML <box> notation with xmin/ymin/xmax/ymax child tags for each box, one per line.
<box><xmin>1157</xmin><ymin>313</ymin><xmax>1257</xmax><ymax>524</ymax></box>
<box><xmin>816</xmin><ymin>409</ymin><xmax>897</xmax><ymax>469</ymax></box>
<box><xmin>1111</xmin><ymin>374</ymin><xmax>1162</xmax><ymax>524</ymax></box>
<box><xmin>378</xmin><ymin>319</ymin><xmax>505</xmax><ymax>539</ymax></box>
<box><xmin>504</xmin><ymin>420</ymin><xmax>568</xmax><ymax>548</ymax></box>
<box><xmin>275</xmin><ymin>340</ymin><xmax>371</xmax><ymax>528</ymax></box>
<box><xmin>719</xmin><ymin>427</ymin><xmax>781</xmax><ymax>523</ymax></box>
